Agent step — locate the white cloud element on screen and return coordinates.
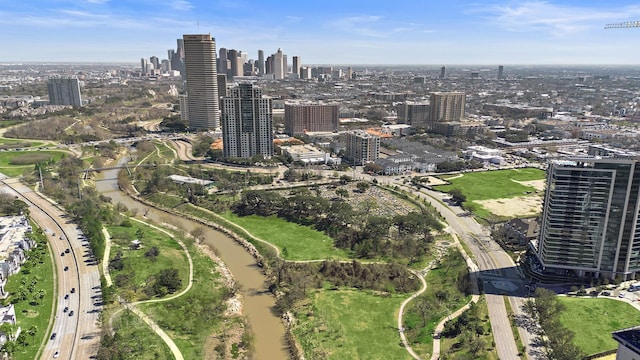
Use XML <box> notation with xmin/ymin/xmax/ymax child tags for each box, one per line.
<box><xmin>475</xmin><ymin>1</ymin><xmax>640</xmax><ymax>36</ymax></box>
<box><xmin>171</xmin><ymin>0</ymin><xmax>193</xmax><ymax>11</ymax></box>
<box><xmin>329</xmin><ymin>15</ymin><xmax>424</xmax><ymax>38</ymax></box>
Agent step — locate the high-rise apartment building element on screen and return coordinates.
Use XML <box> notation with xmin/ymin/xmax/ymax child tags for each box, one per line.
<box><xmin>429</xmin><ymin>92</ymin><xmax>465</xmax><ymax>125</ymax></box>
<box><xmin>284</xmin><ymin>103</ymin><xmax>339</xmax><ymax>136</ymax></box>
<box><xmin>183</xmin><ymin>34</ymin><xmax>220</xmax><ymax>130</ymax></box>
<box><xmin>47</xmin><ymin>77</ymin><xmax>82</xmax><ymax>107</ymax></box>
<box><xmin>498</xmin><ymin>65</ymin><xmax>504</xmax><ymax>80</ymax></box>
<box><xmin>222</xmin><ymin>83</ymin><xmax>273</xmax><ymax>159</ymax></box>
<box><xmin>141</xmin><ymin>58</ymin><xmax>148</xmax><ymax>74</ymax></box>
<box><xmin>345</xmin><ymin>130</ymin><xmax>380</xmax><ymax>166</ymax></box>
<box><xmin>536</xmin><ymin>158</ymin><xmax>640</xmax><ymax>280</ymax></box>
<box><xmin>440</xmin><ymin>66</ymin><xmax>446</xmax><ymax>79</ymax></box>
<box><xmin>397</xmin><ymin>102</ymin><xmax>430</xmax><ymax>128</ymax></box>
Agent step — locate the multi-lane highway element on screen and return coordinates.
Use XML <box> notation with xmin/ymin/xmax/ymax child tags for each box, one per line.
<box><xmin>0</xmin><ymin>178</ymin><xmax>101</xmax><ymax>359</ymax></box>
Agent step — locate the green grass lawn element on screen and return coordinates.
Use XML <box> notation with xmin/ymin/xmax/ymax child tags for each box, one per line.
<box><xmin>218</xmin><ymin>210</ymin><xmax>350</xmax><ymax>261</ymax></box>
<box><xmin>107</xmin><ymin>221</ymin><xmax>189</xmax><ymax>302</ymax></box>
<box><xmin>0</xmin><ymin>138</ymin><xmax>44</xmax><ymax>149</ymax></box>
<box><xmin>404</xmin><ymin>248</ymin><xmax>472</xmax><ymax>357</ymax></box>
<box><xmin>433</xmin><ymin>168</ymin><xmax>545</xmax><ymax>201</ymax></box>
<box><xmin>4</xmin><ymin>229</ymin><xmax>54</xmax><ymax>360</ymax></box>
<box><xmin>292</xmin><ymin>289</ymin><xmax>410</xmax><ymax>360</ymax></box>
<box><xmin>0</xmin><ymin>150</ymin><xmax>67</xmax><ymax>177</ymax></box>
<box><xmin>109</xmin><ymin>309</ymin><xmax>173</xmax><ymax>359</ymax></box>
<box><xmin>139</xmin><ymin>239</ymin><xmax>233</xmax><ymax>359</ymax></box>
<box><xmin>558</xmin><ymin>297</ymin><xmax>640</xmax><ymax>355</ymax></box>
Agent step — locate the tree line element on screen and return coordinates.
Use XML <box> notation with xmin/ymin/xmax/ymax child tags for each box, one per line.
<box><xmin>234</xmin><ymin>188</ymin><xmax>442</xmax><ymax>260</ymax></box>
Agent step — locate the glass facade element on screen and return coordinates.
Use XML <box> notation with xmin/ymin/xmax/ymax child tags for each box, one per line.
<box><xmin>538</xmin><ymin>159</ymin><xmax>640</xmax><ymax>279</ymax></box>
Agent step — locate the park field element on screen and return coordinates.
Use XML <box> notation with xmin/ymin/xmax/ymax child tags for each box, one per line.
<box><xmin>292</xmin><ymin>289</ymin><xmax>410</xmax><ymax>360</ymax></box>
<box><xmin>218</xmin><ymin>211</ymin><xmax>350</xmax><ymax>261</ymax></box>
<box><xmin>433</xmin><ymin>168</ymin><xmax>546</xmax><ymax>220</ymax></box>
<box><xmin>0</xmin><ymin>150</ymin><xmax>67</xmax><ymax>177</ymax></box>
<box><xmin>558</xmin><ymin>297</ymin><xmax>640</xmax><ymax>356</ymax></box>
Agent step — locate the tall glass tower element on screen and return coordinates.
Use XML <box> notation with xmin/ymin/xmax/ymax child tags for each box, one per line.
<box><xmin>183</xmin><ymin>34</ymin><xmax>219</xmax><ymax>130</ymax></box>
<box><xmin>537</xmin><ymin>158</ymin><xmax>640</xmax><ymax>280</ymax></box>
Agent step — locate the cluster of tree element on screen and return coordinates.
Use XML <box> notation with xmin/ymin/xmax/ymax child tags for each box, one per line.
<box><xmin>0</xmin><ymin>323</ymin><xmax>38</xmax><ymax>357</ymax></box>
<box><xmin>159</xmin><ymin>115</ymin><xmax>187</xmax><ymax>131</ymax></box>
<box><xmin>4</xmin><ymin>117</ymin><xmax>76</xmax><ymax>140</ymax></box>
<box><xmin>96</xmin><ymin>332</ymin><xmax>138</xmax><ymax>360</ymax></box>
<box><xmin>436</xmin><ymin>160</ymin><xmax>483</xmax><ymax>173</ymax></box>
<box><xmin>272</xmin><ymin>260</ymin><xmax>421</xmax><ymax>313</ymax></box>
<box><xmin>0</xmin><ymin>193</ymin><xmax>28</xmax><ymax>216</ymax></box>
<box><xmin>67</xmin><ymin>195</ymin><xmax>109</xmax><ymax>262</ymax></box>
<box><xmin>282</xmin><ymin>169</ymin><xmax>323</xmax><ymax>182</ymax></box>
<box><xmin>524</xmin><ymin>288</ymin><xmax>585</xmax><ymax>360</ymax></box>
<box><xmin>502</xmin><ymin>129</ymin><xmax>530</xmax><ymax>143</ymax></box>
<box><xmin>441</xmin><ymin>302</ymin><xmax>490</xmax><ymax>357</ymax></box>
<box><xmin>234</xmin><ymin>189</ymin><xmax>442</xmax><ymax>259</ymax></box>
<box><xmin>144</xmin><ymin>268</ymin><xmax>182</xmax><ymax>297</ymax></box>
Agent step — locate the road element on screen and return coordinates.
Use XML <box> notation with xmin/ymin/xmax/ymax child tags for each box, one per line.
<box><xmin>0</xmin><ymin>178</ymin><xmax>102</xmax><ymax>359</ymax></box>
<box><xmin>407</xmin><ymin>186</ymin><xmax>539</xmax><ymax>359</ymax></box>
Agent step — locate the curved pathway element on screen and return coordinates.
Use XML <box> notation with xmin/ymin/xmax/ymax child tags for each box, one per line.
<box><xmin>397</xmin><ymin>227</ymin><xmax>481</xmax><ymax>360</ymax></box>
<box><xmin>103</xmin><ymin>216</ymin><xmax>194</xmax><ymax>360</ymax></box>
<box><xmin>398</xmin><ymin>270</ymin><xmax>428</xmax><ymax>359</ymax></box>
<box><xmin>431</xmin><ymin>232</ymin><xmax>481</xmax><ymax>360</ymax></box>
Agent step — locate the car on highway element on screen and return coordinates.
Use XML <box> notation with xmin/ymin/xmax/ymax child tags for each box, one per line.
<box><xmin>70</xmin><ymin>287</ymin><xmax>76</xmax><ymax>293</ymax></box>
<box><xmin>63</xmin><ymin>266</ymin><xmax>68</xmax><ymax>271</ymax></box>
<box><xmin>50</xmin><ymin>333</ymin><xmax>56</xmax><ymax>340</ymax></box>
<box><xmin>69</xmin><ymin>311</ymin><xmax>74</xmax><ymax>317</ymax></box>
<box><xmin>620</xmin><ymin>292</ymin><xmax>626</xmax><ymax>298</ymax></box>
<box><xmin>60</xmin><ymin>252</ymin><xmax>64</xmax><ymax>257</ymax></box>
<box><xmin>63</xmin><ymin>307</ymin><xmax>68</xmax><ymax>313</ymax></box>
<box><xmin>64</xmin><ymin>294</ymin><xmax>69</xmax><ymax>300</ymax></box>
<box><xmin>65</xmin><ymin>248</ymin><xmax>70</xmax><ymax>254</ymax></box>
<box><xmin>602</xmin><ymin>291</ymin><xmax>611</xmax><ymax>296</ymax></box>
<box><xmin>53</xmin><ymin>351</ymin><xmax>59</xmax><ymax>358</ymax></box>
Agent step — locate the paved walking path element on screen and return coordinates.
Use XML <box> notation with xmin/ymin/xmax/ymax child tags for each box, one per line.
<box><xmin>397</xmin><ymin>228</ymin><xmax>481</xmax><ymax>360</ymax></box>
<box><xmin>103</xmin><ymin>217</ymin><xmax>194</xmax><ymax>360</ymax></box>
<box><xmin>431</xmin><ymin>231</ymin><xmax>481</xmax><ymax>360</ymax></box>
<box><xmin>398</xmin><ymin>270</ymin><xmax>428</xmax><ymax>359</ymax></box>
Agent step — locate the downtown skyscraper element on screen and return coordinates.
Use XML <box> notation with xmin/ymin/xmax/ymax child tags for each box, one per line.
<box><xmin>221</xmin><ymin>83</ymin><xmax>273</xmax><ymax>159</ymax></box>
<box><xmin>183</xmin><ymin>34</ymin><xmax>219</xmax><ymax>130</ymax></box>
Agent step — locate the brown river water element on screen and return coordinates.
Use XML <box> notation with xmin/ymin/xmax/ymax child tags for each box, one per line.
<box><xmin>95</xmin><ymin>161</ymin><xmax>288</xmax><ymax>360</ymax></box>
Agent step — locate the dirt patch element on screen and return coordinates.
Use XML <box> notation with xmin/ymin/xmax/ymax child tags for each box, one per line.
<box><xmin>475</xmin><ymin>195</ymin><xmax>543</xmax><ymax>217</ymax></box>
<box><xmin>512</xmin><ymin>179</ymin><xmax>546</xmax><ymax>192</ymax></box>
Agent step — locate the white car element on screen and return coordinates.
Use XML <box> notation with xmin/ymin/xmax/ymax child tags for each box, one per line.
<box><xmin>53</xmin><ymin>351</ymin><xmax>59</xmax><ymax>358</ymax></box>
<box><xmin>619</xmin><ymin>292</ymin><xmax>626</xmax><ymax>298</ymax></box>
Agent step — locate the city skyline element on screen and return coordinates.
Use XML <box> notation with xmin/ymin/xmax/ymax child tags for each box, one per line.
<box><xmin>3</xmin><ymin>1</ymin><xmax>640</xmax><ymax>65</ymax></box>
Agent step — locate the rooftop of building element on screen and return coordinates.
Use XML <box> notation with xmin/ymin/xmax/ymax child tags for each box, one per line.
<box><xmin>613</xmin><ymin>325</ymin><xmax>640</xmax><ymax>353</ymax></box>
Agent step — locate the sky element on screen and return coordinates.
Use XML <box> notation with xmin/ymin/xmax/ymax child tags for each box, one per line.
<box><xmin>3</xmin><ymin>0</ymin><xmax>640</xmax><ymax>65</ymax></box>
